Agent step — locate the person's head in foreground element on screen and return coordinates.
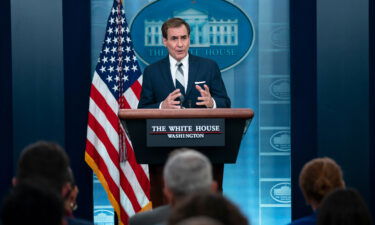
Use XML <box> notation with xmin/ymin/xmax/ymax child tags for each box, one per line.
<box><xmin>1</xmin><ymin>181</ymin><xmax>65</xmax><ymax>225</ymax></box>
<box><xmin>317</xmin><ymin>188</ymin><xmax>372</xmax><ymax>225</ymax></box>
<box><xmin>163</xmin><ymin>148</ymin><xmax>217</xmax><ymax>205</ymax></box>
<box><xmin>168</xmin><ymin>192</ymin><xmax>249</xmax><ymax>225</ymax></box>
<box><xmin>299</xmin><ymin>157</ymin><xmax>345</xmax><ymax>210</ymax></box>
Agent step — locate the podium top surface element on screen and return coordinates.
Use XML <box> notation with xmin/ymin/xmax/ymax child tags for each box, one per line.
<box><xmin>119</xmin><ymin>108</ymin><xmax>254</xmax><ymax>119</ymax></box>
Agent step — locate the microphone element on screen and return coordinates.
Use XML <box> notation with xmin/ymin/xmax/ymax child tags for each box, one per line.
<box><xmin>179</xmin><ymin>94</ymin><xmax>185</xmax><ymax>109</ymax></box>
<box><xmin>187</xmin><ymin>100</ymin><xmax>192</xmax><ymax>108</ymax></box>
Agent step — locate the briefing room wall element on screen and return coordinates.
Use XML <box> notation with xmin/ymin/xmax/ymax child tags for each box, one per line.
<box><xmin>317</xmin><ymin>0</ymin><xmax>371</xmax><ymax>209</ymax></box>
<box><xmin>2</xmin><ymin>0</ymin><xmax>94</xmax><ymax>221</ymax></box>
<box><xmin>63</xmin><ymin>0</ymin><xmax>93</xmax><ymax>221</ymax></box>
<box><xmin>10</xmin><ymin>0</ymin><xmax>65</xmax><ymax>162</ymax></box>
<box><xmin>290</xmin><ymin>0</ymin><xmax>375</xmax><ymax>220</ymax></box>
<box><xmin>0</xmin><ymin>0</ymin><xmax>14</xmax><ymax>204</ymax></box>
<box><xmin>370</xmin><ymin>0</ymin><xmax>375</xmax><ymax>216</ymax></box>
<box><xmin>290</xmin><ymin>0</ymin><xmax>318</xmax><ymax>220</ymax></box>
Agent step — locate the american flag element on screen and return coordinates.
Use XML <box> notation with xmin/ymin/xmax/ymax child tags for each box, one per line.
<box><xmin>85</xmin><ymin>1</ymin><xmax>151</xmax><ymax>224</ymax></box>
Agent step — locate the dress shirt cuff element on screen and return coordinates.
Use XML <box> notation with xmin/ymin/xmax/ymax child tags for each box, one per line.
<box><xmin>211</xmin><ymin>98</ymin><xmax>217</xmax><ymax>109</ymax></box>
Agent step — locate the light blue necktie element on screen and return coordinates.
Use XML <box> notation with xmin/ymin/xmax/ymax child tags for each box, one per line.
<box><xmin>175</xmin><ymin>62</ymin><xmax>185</xmax><ymax>94</ymax></box>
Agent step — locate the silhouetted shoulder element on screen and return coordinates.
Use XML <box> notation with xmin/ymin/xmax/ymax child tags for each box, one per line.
<box><xmin>129</xmin><ymin>205</ymin><xmax>171</xmax><ymax>225</ymax></box>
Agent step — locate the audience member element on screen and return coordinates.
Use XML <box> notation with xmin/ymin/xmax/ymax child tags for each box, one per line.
<box><xmin>13</xmin><ymin>141</ymin><xmax>93</xmax><ymax>225</ymax></box>
<box><xmin>1</xmin><ymin>180</ymin><xmax>65</xmax><ymax>225</ymax></box>
<box><xmin>168</xmin><ymin>192</ymin><xmax>249</xmax><ymax>225</ymax></box>
<box><xmin>317</xmin><ymin>188</ymin><xmax>372</xmax><ymax>225</ymax></box>
<box><xmin>175</xmin><ymin>216</ymin><xmax>224</xmax><ymax>225</ymax></box>
<box><xmin>65</xmin><ymin>168</ymin><xmax>79</xmax><ymax>214</ymax></box>
<box><xmin>289</xmin><ymin>157</ymin><xmax>345</xmax><ymax>225</ymax></box>
<box><xmin>129</xmin><ymin>148</ymin><xmax>217</xmax><ymax>225</ymax></box>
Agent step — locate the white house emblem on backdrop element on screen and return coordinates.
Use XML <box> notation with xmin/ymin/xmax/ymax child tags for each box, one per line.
<box><xmin>269</xmin><ymin>79</ymin><xmax>290</xmax><ymax>100</ymax></box>
<box><xmin>270</xmin><ymin>182</ymin><xmax>291</xmax><ymax>203</ymax></box>
<box><xmin>144</xmin><ymin>8</ymin><xmax>238</xmax><ymax>47</ymax></box>
<box><xmin>130</xmin><ymin>0</ymin><xmax>254</xmax><ymax>72</ymax></box>
<box><xmin>270</xmin><ymin>131</ymin><xmax>291</xmax><ymax>152</ymax></box>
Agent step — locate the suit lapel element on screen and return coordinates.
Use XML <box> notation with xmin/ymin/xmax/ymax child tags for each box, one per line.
<box><xmin>160</xmin><ymin>56</ymin><xmax>175</xmax><ymax>92</ymax></box>
<box><xmin>186</xmin><ymin>55</ymin><xmax>198</xmax><ymax>97</ymax></box>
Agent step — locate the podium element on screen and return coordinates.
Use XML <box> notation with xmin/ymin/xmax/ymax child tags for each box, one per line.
<box><xmin>119</xmin><ymin>108</ymin><xmax>253</xmax><ymax>207</ymax></box>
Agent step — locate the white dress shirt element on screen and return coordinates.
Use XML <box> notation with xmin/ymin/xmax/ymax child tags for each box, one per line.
<box><xmin>169</xmin><ymin>54</ymin><xmax>189</xmax><ymax>91</ymax></box>
<box><xmin>159</xmin><ymin>54</ymin><xmax>216</xmax><ymax>108</ymax></box>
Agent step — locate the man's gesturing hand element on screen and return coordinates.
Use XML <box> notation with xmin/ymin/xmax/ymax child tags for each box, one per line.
<box><xmin>161</xmin><ymin>89</ymin><xmax>183</xmax><ymax>109</ymax></box>
<box><xmin>196</xmin><ymin>84</ymin><xmax>214</xmax><ymax>108</ymax></box>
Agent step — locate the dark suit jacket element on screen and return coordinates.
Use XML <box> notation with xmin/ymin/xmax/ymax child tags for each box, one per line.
<box><xmin>129</xmin><ymin>205</ymin><xmax>171</xmax><ymax>225</ymax></box>
<box><xmin>138</xmin><ymin>54</ymin><xmax>231</xmax><ymax>108</ymax></box>
<box><xmin>288</xmin><ymin>212</ymin><xmax>316</xmax><ymax>225</ymax></box>
<box><xmin>66</xmin><ymin>217</ymin><xmax>94</xmax><ymax>225</ymax></box>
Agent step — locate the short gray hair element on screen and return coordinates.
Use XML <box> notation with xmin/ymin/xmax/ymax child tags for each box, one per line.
<box><xmin>163</xmin><ymin>149</ymin><xmax>213</xmax><ymax>197</ymax></box>
<box><xmin>176</xmin><ymin>217</ymin><xmax>224</xmax><ymax>225</ymax></box>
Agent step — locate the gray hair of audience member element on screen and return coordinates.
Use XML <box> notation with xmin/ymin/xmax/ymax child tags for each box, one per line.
<box><xmin>168</xmin><ymin>192</ymin><xmax>249</xmax><ymax>225</ymax></box>
<box><xmin>175</xmin><ymin>216</ymin><xmax>224</xmax><ymax>225</ymax></box>
<box><xmin>163</xmin><ymin>149</ymin><xmax>213</xmax><ymax>197</ymax></box>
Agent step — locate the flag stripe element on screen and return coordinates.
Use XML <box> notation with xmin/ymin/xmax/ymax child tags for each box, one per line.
<box><xmin>85</xmin><ymin>1</ymin><xmax>150</xmax><ymax>224</ymax></box>
<box><xmin>88</xmin><ymin>126</ymin><xmax>145</xmax><ymax>214</ymax></box>
<box><xmin>88</xmin><ymin>98</ymin><xmax>119</xmax><ymax>150</ymax></box>
<box><xmin>90</xmin><ymin>84</ymin><xmax>119</xmax><ymax>131</ymax></box>
<box><xmin>92</xmin><ymin>71</ymin><xmax>119</xmax><ymax>114</ymax></box>
<box><xmin>124</xmin><ymin>136</ymin><xmax>151</xmax><ymax>197</ymax></box>
<box><xmin>119</xmin><ymin>95</ymin><xmax>131</xmax><ymax>109</ymax></box>
<box><xmin>119</xmin><ymin>168</ymin><xmax>141</xmax><ymax>212</ymax></box>
<box><xmin>85</xmin><ymin>151</ymin><xmax>121</xmax><ymax>213</ymax></box>
<box><xmin>88</xmin><ymin>113</ymin><xmax>120</xmax><ymax>165</ymax></box>
<box><xmin>123</xmin><ymin>87</ymin><xmax>139</xmax><ymax>109</ymax></box>
<box><xmin>131</xmin><ymin>80</ymin><xmax>142</xmax><ymax>98</ymax></box>
<box><xmin>122</xmin><ymin>162</ymin><xmax>150</xmax><ymax>207</ymax></box>
<box><xmin>86</xmin><ymin>139</ymin><xmax>120</xmax><ymax>203</ymax></box>
<box><xmin>87</xmin><ymin>113</ymin><xmax>142</xmax><ymax>211</ymax></box>
<box><xmin>87</xmin><ymin>127</ymin><xmax>141</xmax><ymax>215</ymax></box>
<box><xmin>119</xmin><ymin>206</ymin><xmax>129</xmax><ymax>225</ymax></box>
<box><xmin>86</xmin><ymin>125</ymin><xmax>120</xmax><ymax>188</ymax></box>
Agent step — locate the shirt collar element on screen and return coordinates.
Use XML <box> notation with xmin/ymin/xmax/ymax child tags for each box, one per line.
<box><xmin>169</xmin><ymin>54</ymin><xmax>189</xmax><ymax>67</ymax></box>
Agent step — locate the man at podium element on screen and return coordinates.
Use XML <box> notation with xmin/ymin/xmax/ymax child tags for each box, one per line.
<box><xmin>138</xmin><ymin>18</ymin><xmax>231</xmax><ymax>109</ymax></box>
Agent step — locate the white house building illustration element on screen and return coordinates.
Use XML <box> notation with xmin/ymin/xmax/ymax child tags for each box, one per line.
<box><xmin>144</xmin><ymin>8</ymin><xmax>238</xmax><ymax>47</ymax></box>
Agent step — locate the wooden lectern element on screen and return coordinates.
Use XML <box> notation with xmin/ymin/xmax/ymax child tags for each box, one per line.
<box><xmin>119</xmin><ymin>108</ymin><xmax>253</xmax><ymax>207</ymax></box>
